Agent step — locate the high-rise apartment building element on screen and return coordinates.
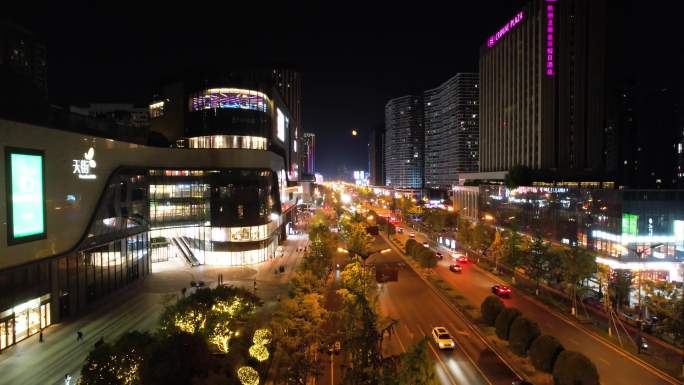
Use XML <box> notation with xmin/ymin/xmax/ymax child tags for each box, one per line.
<box><xmin>369</xmin><ymin>125</ymin><xmax>385</xmax><ymax>186</ymax></box>
<box><xmin>478</xmin><ymin>0</ymin><xmax>613</xmax><ymax>183</ymax></box>
<box><xmin>384</xmin><ymin>95</ymin><xmax>424</xmax><ymax>189</ymax></box>
<box><xmin>424</xmin><ymin>73</ymin><xmax>479</xmax><ymax>189</ymax></box>
<box><xmin>301</xmin><ymin>132</ymin><xmax>316</xmax><ymax>177</ymax></box>
<box><xmin>0</xmin><ymin>20</ymin><xmax>47</xmax><ymax>95</ymax></box>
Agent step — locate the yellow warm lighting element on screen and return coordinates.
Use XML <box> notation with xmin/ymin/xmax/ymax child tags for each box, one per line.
<box><xmin>337</xmin><ymin>247</ymin><xmax>349</xmax><ymax>253</ymax></box>
<box><xmin>367</xmin><ymin>215</ymin><xmax>374</xmax><ymax>221</ymax></box>
<box><xmin>352</xmin><ymin>129</ymin><xmax>358</xmax><ymax>136</ymax></box>
<box><xmin>252</xmin><ymin>328</ymin><xmax>272</xmax><ymax>345</ymax></box>
<box><xmin>249</xmin><ymin>344</ymin><xmax>270</xmax><ymax>361</ymax></box>
<box><xmin>237</xmin><ymin>366</ymin><xmax>260</xmax><ymax>385</ymax></box>
<box><xmin>447</xmin><ymin>206</ymin><xmax>454</xmax><ymax>212</ymax></box>
<box><xmin>173</xmin><ymin>310</ymin><xmax>206</xmax><ymax>334</ymax></box>
<box><xmin>483</xmin><ymin>214</ymin><xmax>494</xmax><ymax>221</ymax></box>
<box><xmin>380</xmin><ymin>248</ymin><xmax>391</xmax><ymax>253</ymax></box>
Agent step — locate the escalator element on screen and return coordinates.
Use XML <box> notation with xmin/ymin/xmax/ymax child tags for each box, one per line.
<box><xmin>171</xmin><ymin>236</ymin><xmax>200</xmax><ymax>267</ymax></box>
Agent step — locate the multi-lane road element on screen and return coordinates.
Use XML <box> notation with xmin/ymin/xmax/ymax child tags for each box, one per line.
<box><xmin>371</xmin><ymin>235</ymin><xmax>522</xmax><ymax>385</ymax></box>
<box><xmin>389</xmin><ymin>221</ymin><xmax>681</xmax><ymax>385</ymax></box>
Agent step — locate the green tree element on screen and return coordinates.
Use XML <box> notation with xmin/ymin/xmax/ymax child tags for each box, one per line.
<box><xmin>529</xmin><ymin>335</ymin><xmax>564</xmax><ymax>373</ymax></box>
<box><xmin>643</xmin><ymin>279</ymin><xmax>684</xmax><ymax>349</ymax></box>
<box><xmin>502</xmin><ymin>228</ymin><xmax>526</xmax><ymax>282</ymax></box>
<box><xmin>552</xmin><ymin>350</ymin><xmax>600</xmax><ymax>385</ymax></box>
<box><xmin>272</xmin><ymin>292</ymin><xmax>328</xmax><ymax>384</ymax></box>
<box><xmin>561</xmin><ymin>246</ymin><xmax>597</xmax><ymax>315</ymax></box>
<box><xmin>140</xmin><ymin>332</ymin><xmax>213</xmax><ymax>385</ymax></box>
<box><xmin>289</xmin><ymin>270</ymin><xmax>325</xmax><ymax>297</ymax></box>
<box><xmin>340</xmin><ymin>256</ymin><xmax>376</xmax><ymax>299</ymax></box>
<box><xmin>526</xmin><ymin>235</ymin><xmax>552</xmax><ymax>294</ymax></box>
<box><xmin>472</xmin><ymin>222</ymin><xmax>494</xmax><ymax>256</ymax></box>
<box><xmin>456</xmin><ymin>218</ymin><xmax>473</xmax><ymax>249</ymax></box>
<box><xmin>610</xmin><ymin>270</ymin><xmax>633</xmax><ymax>311</ymax></box>
<box><xmin>489</xmin><ymin>231</ymin><xmax>506</xmax><ymax>273</ymax></box>
<box><xmin>394</xmin><ymin>338</ymin><xmax>438</xmax><ymax>385</ymax></box>
<box><xmin>344</xmin><ymin>222</ymin><xmax>375</xmax><ymax>259</ymax></box>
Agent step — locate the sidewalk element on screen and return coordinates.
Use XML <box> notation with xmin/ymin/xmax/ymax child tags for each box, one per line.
<box><xmin>0</xmin><ymin>235</ymin><xmax>309</xmax><ymax>385</ymax></box>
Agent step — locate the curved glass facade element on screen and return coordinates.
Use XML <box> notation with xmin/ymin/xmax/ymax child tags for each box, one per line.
<box><xmin>189</xmin><ymin>88</ymin><xmax>270</xmax><ymax>113</ymax></box>
<box><xmin>188</xmin><ymin>135</ymin><xmax>267</xmax><ymax>150</ymax></box>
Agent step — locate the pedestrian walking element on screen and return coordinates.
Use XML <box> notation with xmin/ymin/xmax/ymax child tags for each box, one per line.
<box><xmin>76</xmin><ymin>331</ymin><xmax>83</xmax><ymax>342</ymax></box>
<box><xmin>39</xmin><ymin>331</ymin><xmax>43</xmax><ymax>343</ymax></box>
<box><xmin>64</xmin><ymin>374</ymin><xmax>72</xmax><ymax>385</ymax></box>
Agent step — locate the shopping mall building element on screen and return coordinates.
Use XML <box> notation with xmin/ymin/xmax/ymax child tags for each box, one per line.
<box><xmin>0</xmin><ymin>71</ymin><xmax>303</xmax><ymax>351</ymax></box>
<box><xmin>453</xmin><ymin>186</ymin><xmax>684</xmax><ymax>285</ymax></box>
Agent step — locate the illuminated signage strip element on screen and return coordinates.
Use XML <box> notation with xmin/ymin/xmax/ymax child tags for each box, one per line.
<box><xmin>592</xmin><ymin>230</ymin><xmax>684</xmax><ymax>245</ymax></box>
<box><xmin>487</xmin><ymin>11</ymin><xmax>524</xmax><ymax>48</ymax></box>
<box><xmin>6</xmin><ymin>148</ymin><xmax>47</xmax><ymax>244</ymax></box>
<box><xmin>546</xmin><ymin>0</ymin><xmax>557</xmax><ymax>76</ymax></box>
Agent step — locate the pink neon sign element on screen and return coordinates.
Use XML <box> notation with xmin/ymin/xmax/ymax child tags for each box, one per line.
<box><xmin>546</xmin><ymin>0</ymin><xmax>557</xmax><ymax>76</ymax></box>
<box><xmin>487</xmin><ymin>11</ymin><xmax>524</xmax><ymax>48</ymax></box>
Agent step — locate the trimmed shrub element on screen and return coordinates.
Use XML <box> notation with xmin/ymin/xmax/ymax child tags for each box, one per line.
<box><xmin>530</xmin><ymin>334</ymin><xmax>564</xmax><ymax>373</ymax></box>
<box><xmin>481</xmin><ymin>296</ymin><xmax>505</xmax><ymax>326</ymax></box>
<box><xmin>552</xmin><ymin>350</ymin><xmax>599</xmax><ymax>385</ymax></box>
<box><xmin>417</xmin><ymin>247</ymin><xmax>437</xmax><ymax>268</ymax></box>
<box><xmin>509</xmin><ymin>317</ymin><xmax>540</xmax><ymax>356</ymax></box>
<box><xmin>405</xmin><ymin>239</ymin><xmax>418</xmax><ymax>256</ymax></box>
<box><xmin>494</xmin><ymin>307</ymin><xmax>521</xmax><ymax>340</ymax></box>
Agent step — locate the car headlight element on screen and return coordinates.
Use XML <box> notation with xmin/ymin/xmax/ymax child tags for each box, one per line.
<box><xmin>439</xmin><ymin>342</ymin><xmax>445</xmax><ymax>347</ymax></box>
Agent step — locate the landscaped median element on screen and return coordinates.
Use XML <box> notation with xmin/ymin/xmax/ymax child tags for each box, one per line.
<box><xmin>382</xmin><ymin>232</ymin><xmax>543</xmax><ymax>383</ymax></box>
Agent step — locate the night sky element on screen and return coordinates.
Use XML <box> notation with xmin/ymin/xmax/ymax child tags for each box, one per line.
<box><xmin>8</xmin><ymin>1</ymin><xmax>683</xmax><ymax>178</ymax></box>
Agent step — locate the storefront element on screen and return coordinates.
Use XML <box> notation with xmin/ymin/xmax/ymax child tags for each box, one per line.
<box><xmin>0</xmin><ymin>294</ymin><xmax>51</xmax><ymax>351</ymax></box>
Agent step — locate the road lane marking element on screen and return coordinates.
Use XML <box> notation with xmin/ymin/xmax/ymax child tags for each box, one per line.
<box><xmin>598</xmin><ymin>357</ymin><xmax>611</xmax><ymax>367</ymax></box>
<box><xmin>423</xmin><ymin>334</ymin><xmax>458</xmax><ymax>385</ymax></box>
<box><xmin>381</xmin><ymin>232</ymin><xmax>522</xmax><ymax>381</ymax></box>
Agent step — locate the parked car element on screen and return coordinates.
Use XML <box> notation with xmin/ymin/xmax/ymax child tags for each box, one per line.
<box><xmin>422</xmin><ymin>241</ymin><xmax>429</xmax><ymax>248</ymax></box>
<box><xmin>431</xmin><ymin>326</ymin><xmax>455</xmax><ymax>350</ymax></box>
<box><xmin>492</xmin><ymin>285</ymin><xmax>512</xmax><ymax>297</ymax></box>
<box><xmin>409</xmin><ymin>232</ymin><xmax>416</xmax><ymax>238</ymax></box>
<box><xmin>449</xmin><ymin>264</ymin><xmax>462</xmax><ymax>273</ymax></box>
<box><xmin>436</xmin><ymin>252</ymin><xmax>443</xmax><ymax>260</ymax></box>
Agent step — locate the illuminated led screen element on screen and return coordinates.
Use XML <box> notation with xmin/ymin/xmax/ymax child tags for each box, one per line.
<box><xmin>622</xmin><ymin>213</ymin><xmax>639</xmax><ymax>236</ymax></box>
<box><xmin>6</xmin><ymin>149</ymin><xmax>46</xmax><ymax>243</ymax></box>
<box><xmin>189</xmin><ymin>88</ymin><xmax>270</xmax><ymax>113</ymax></box>
<box><xmin>276</xmin><ymin>108</ymin><xmax>285</xmax><ymax>142</ymax></box>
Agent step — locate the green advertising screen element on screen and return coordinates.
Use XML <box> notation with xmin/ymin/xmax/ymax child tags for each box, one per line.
<box><xmin>6</xmin><ymin>149</ymin><xmax>46</xmax><ymax>243</ymax></box>
<box><xmin>621</xmin><ymin>213</ymin><xmax>639</xmax><ymax>236</ymax></box>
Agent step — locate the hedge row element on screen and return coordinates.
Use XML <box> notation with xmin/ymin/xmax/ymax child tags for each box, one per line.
<box><xmin>481</xmin><ymin>296</ymin><xmax>600</xmax><ymax>385</ymax></box>
<box><xmin>404</xmin><ymin>238</ymin><xmax>437</xmax><ymax>268</ymax></box>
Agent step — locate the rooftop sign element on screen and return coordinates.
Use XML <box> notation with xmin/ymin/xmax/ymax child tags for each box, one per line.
<box><xmin>487</xmin><ymin>11</ymin><xmax>524</xmax><ymax>48</ymax></box>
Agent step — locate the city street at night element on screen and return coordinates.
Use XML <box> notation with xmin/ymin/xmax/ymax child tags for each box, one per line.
<box><xmin>2</xmin><ymin>2</ymin><xmax>684</xmax><ymax>385</ymax></box>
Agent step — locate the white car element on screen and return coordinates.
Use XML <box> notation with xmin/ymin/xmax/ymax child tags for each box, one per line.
<box><xmin>431</xmin><ymin>326</ymin><xmax>455</xmax><ymax>350</ymax></box>
<box><xmin>422</xmin><ymin>241</ymin><xmax>429</xmax><ymax>247</ymax></box>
